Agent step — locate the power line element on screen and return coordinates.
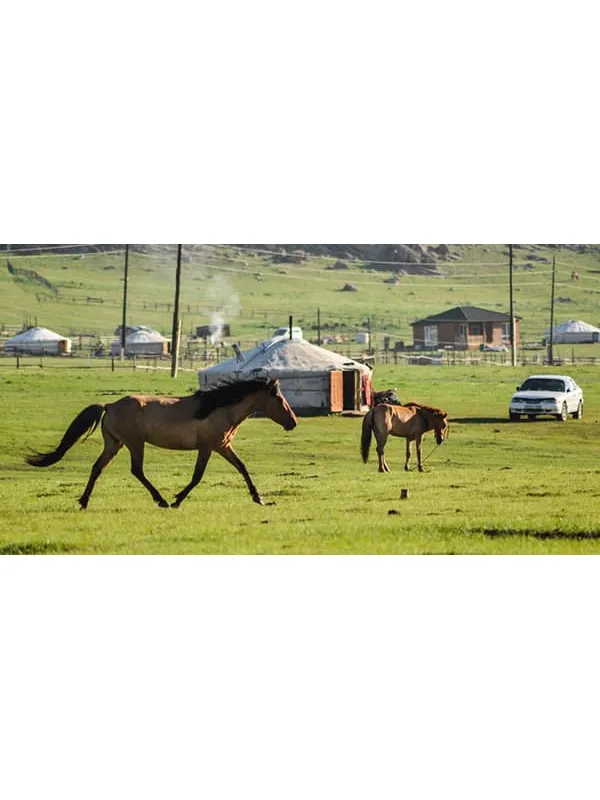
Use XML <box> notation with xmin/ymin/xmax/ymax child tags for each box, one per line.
<box><xmin>194</xmin><ymin>245</ymin><xmax>598</xmax><ymax>280</ymax></box>
<box><xmin>4</xmin><ymin>246</ymin><xmax>126</xmax><ymax>258</ymax></box>
<box><xmin>204</xmin><ymin>243</ymin><xmax>515</xmax><ymax>268</ymax></box>
<box><xmin>5</xmin><ymin>242</ymin><xmax>596</xmax><ymax>277</ymax></box>
<box><xmin>183</xmin><ymin>259</ymin><xmax>600</xmax><ymax>289</ymax></box>
<box><xmin>7</xmin><ymin>246</ymin><xmax>595</xmax><ymax>292</ymax></box>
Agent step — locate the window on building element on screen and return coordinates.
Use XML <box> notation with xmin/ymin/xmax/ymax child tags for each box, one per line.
<box><xmin>469</xmin><ymin>323</ymin><xmax>482</xmax><ymax>336</ymax></box>
<box><xmin>424</xmin><ymin>325</ymin><xmax>438</xmax><ymax>347</ymax></box>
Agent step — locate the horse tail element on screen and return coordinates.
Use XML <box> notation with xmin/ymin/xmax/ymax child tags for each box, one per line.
<box><xmin>25</xmin><ymin>404</ymin><xmax>105</xmax><ymax>467</ymax></box>
<box><xmin>361</xmin><ymin>409</ymin><xmax>374</xmax><ymax>463</ymax></box>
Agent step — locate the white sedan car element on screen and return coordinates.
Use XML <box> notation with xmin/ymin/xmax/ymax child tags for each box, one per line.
<box><xmin>509</xmin><ymin>374</ymin><xmax>583</xmax><ymax>421</ymax></box>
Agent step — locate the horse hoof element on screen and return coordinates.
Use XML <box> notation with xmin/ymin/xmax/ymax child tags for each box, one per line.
<box><xmin>253</xmin><ymin>496</ymin><xmax>265</xmax><ymax>505</ymax></box>
<box><xmin>170</xmin><ymin>501</ymin><xmax>180</xmax><ymax>509</ymax></box>
<box><xmin>158</xmin><ymin>500</ymin><xmax>169</xmax><ymax>508</ymax></box>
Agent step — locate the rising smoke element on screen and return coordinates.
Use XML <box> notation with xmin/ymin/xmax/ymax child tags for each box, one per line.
<box><xmin>203</xmin><ymin>275</ymin><xmax>241</xmax><ymax>344</ymax></box>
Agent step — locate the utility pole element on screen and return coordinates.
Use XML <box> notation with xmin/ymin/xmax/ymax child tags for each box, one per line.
<box><xmin>170</xmin><ymin>245</ymin><xmax>183</xmax><ymax>378</ymax></box>
<box><xmin>317</xmin><ymin>307</ymin><xmax>321</xmax><ymax>346</ymax></box>
<box><xmin>548</xmin><ymin>255</ymin><xmax>556</xmax><ymax>365</ymax></box>
<box><xmin>120</xmin><ymin>244</ymin><xmax>129</xmax><ymax>361</ymax></box>
<box><xmin>509</xmin><ymin>244</ymin><xmax>517</xmax><ymax>366</ymax></box>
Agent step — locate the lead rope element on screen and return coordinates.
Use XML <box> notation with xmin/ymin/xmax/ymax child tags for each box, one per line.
<box><xmin>420</xmin><ymin>420</ymin><xmax>449</xmax><ymax>466</ymax></box>
<box><xmin>421</xmin><ymin>443</ymin><xmax>441</xmax><ymax>465</ymax></box>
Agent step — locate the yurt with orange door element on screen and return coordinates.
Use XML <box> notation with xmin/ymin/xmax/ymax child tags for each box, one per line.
<box><xmin>4</xmin><ymin>326</ymin><xmax>72</xmax><ymax>355</ymax></box>
<box><xmin>198</xmin><ymin>337</ymin><xmax>372</xmax><ymax>415</ymax></box>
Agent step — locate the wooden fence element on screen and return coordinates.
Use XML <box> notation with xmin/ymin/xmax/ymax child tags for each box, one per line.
<box><xmin>2</xmin><ymin>347</ymin><xmax>599</xmax><ymax>371</ymax></box>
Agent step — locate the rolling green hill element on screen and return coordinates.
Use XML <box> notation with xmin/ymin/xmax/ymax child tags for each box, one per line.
<box><xmin>2</xmin><ymin>244</ymin><xmax>600</xmax><ymax>356</ymax></box>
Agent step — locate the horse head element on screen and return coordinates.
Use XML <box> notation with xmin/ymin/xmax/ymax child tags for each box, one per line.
<box><xmin>417</xmin><ymin>406</ymin><xmax>449</xmax><ymax>445</ymax></box>
<box><xmin>259</xmin><ymin>379</ymin><xmax>298</xmax><ymax>431</ymax></box>
<box><xmin>432</xmin><ymin>410</ymin><xmax>449</xmax><ymax>445</ymax></box>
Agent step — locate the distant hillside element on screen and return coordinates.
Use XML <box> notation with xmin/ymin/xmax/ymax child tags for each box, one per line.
<box><xmin>3</xmin><ymin>243</ymin><xmax>600</xmax><ymax>350</ymax></box>
<box><xmin>233</xmin><ymin>243</ymin><xmax>600</xmax><ymax>261</ymax></box>
<box><xmin>7</xmin><ymin>243</ymin><xmax>600</xmax><ymax>260</ymax></box>
<box><xmin>232</xmin><ymin>244</ymin><xmax>449</xmax><ymax>264</ymax></box>
<box><xmin>6</xmin><ymin>243</ymin><xmax>447</xmax><ymax>262</ymax></box>
<box><xmin>4</xmin><ymin>244</ymin><xmax>123</xmax><ymax>256</ymax></box>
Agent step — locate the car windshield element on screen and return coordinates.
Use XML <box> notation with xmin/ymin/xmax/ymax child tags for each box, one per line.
<box><xmin>520</xmin><ymin>378</ymin><xmax>566</xmax><ymax>392</ymax></box>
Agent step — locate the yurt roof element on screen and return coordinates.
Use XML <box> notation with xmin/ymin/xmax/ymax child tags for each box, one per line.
<box><xmin>114</xmin><ymin>324</ymin><xmax>154</xmax><ymax>336</ymax></box>
<box><xmin>200</xmin><ymin>338</ymin><xmax>371</xmax><ymax>378</ymax></box>
<box><xmin>6</xmin><ymin>326</ymin><xmax>68</xmax><ymax>343</ymax></box>
<box><xmin>547</xmin><ymin>319</ymin><xmax>600</xmax><ymax>334</ymax></box>
<box><xmin>125</xmin><ymin>329</ymin><xmax>167</xmax><ymax>343</ymax></box>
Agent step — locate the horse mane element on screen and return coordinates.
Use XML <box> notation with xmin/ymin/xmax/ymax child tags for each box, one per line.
<box><xmin>193</xmin><ymin>377</ymin><xmax>274</xmax><ymax>419</ymax></box>
<box><xmin>404</xmin><ymin>401</ymin><xmax>446</xmax><ymax>416</ymax></box>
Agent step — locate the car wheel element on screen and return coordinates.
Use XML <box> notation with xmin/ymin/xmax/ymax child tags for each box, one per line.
<box><xmin>556</xmin><ymin>403</ymin><xmax>568</xmax><ymax>422</ymax></box>
<box><xmin>509</xmin><ymin>412</ymin><xmax>520</xmax><ymax>421</ymax></box>
<box><xmin>573</xmin><ymin>401</ymin><xmax>583</xmax><ymax>419</ymax></box>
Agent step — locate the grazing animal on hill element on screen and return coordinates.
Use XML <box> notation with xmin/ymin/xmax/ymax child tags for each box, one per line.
<box><xmin>25</xmin><ymin>378</ymin><xmax>297</xmax><ymax>509</ymax></box>
<box><xmin>361</xmin><ymin>402</ymin><xmax>449</xmax><ymax>473</ymax></box>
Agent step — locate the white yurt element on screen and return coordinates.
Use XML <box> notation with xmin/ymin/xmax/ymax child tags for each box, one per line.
<box><xmin>546</xmin><ymin>319</ymin><xmax>600</xmax><ymax>344</ymax></box>
<box><xmin>4</xmin><ymin>326</ymin><xmax>72</xmax><ymax>355</ymax></box>
<box><xmin>198</xmin><ymin>337</ymin><xmax>373</xmax><ymax>415</ymax></box>
<box><xmin>110</xmin><ymin>328</ymin><xmax>169</xmax><ymax>357</ymax></box>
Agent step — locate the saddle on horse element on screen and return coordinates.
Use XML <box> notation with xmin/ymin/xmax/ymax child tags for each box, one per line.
<box><xmin>373</xmin><ymin>388</ymin><xmax>402</xmax><ymax>406</ymax></box>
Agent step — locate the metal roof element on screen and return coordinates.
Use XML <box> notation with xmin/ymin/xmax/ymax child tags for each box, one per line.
<box><xmin>411</xmin><ymin>305</ymin><xmax>514</xmax><ymax>325</ymax></box>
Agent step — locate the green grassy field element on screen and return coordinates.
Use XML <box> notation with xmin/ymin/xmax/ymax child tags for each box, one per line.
<box><xmin>2</xmin><ymin>244</ymin><xmax>600</xmax><ymax>350</ymax></box>
<box><xmin>1</xmin><ymin>363</ymin><xmax>599</xmax><ymax>554</ymax></box>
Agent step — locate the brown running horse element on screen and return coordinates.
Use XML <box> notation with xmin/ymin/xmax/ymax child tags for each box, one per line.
<box><xmin>26</xmin><ymin>378</ymin><xmax>297</xmax><ymax>509</ymax></box>
<box><xmin>361</xmin><ymin>402</ymin><xmax>449</xmax><ymax>473</ymax></box>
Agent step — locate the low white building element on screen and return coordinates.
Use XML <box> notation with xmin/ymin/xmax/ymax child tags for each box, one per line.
<box><xmin>4</xmin><ymin>326</ymin><xmax>72</xmax><ymax>355</ymax></box>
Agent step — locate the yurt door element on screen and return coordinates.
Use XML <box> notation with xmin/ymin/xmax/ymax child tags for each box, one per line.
<box><xmin>329</xmin><ymin>371</ymin><xmax>343</xmax><ymax>412</ymax></box>
<box><xmin>342</xmin><ymin>370</ymin><xmax>359</xmax><ymax>410</ymax></box>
